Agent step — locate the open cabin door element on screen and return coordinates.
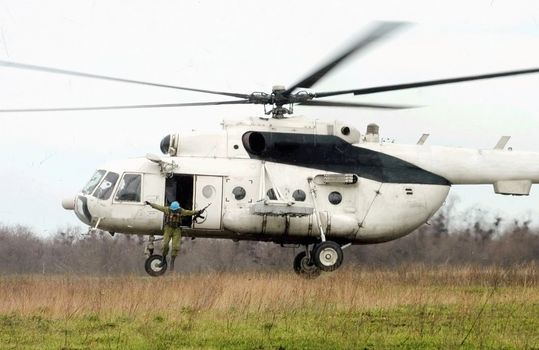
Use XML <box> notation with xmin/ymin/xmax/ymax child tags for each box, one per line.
<box><xmin>193</xmin><ymin>175</ymin><xmax>223</xmax><ymax>230</ymax></box>
<box><xmin>165</xmin><ymin>174</ymin><xmax>194</xmax><ymax>227</ymax></box>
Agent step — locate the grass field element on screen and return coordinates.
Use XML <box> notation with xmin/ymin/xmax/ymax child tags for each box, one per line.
<box><xmin>0</xmin><ymin>265</ymin><xmax>538</xmax><ymax>349</ymax></box>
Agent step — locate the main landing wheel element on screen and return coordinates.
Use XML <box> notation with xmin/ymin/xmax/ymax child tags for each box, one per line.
<box><xmin>293</xmin><ymin>251</ymin><xmax>321</xmax><ymax>279</ymax></box>
<box><xmin>312</xmin><ymin>241</ymin><xmax>344</xmax><ymax>272</ymax></box>
<box><xmin>145</xmin><ymin>255</ymin><xmax>167</xmax><ymax>277</ymax></box>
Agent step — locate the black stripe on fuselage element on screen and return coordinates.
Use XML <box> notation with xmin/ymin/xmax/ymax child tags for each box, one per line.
<box><xmin>242</xmin><ymin>131</ymin><xmax>450</xmax><ymax>185</ymax></box>
<box><xmin>76</xmin><ymin>195</ymin><xmax>93</xmax><ymax>224</ymax></box>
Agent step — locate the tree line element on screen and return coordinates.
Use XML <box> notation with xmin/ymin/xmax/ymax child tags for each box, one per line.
<box><xmin>1</xmin><ymin>205</ymin><xmax>538</xmax><ymax>275</ymax></box>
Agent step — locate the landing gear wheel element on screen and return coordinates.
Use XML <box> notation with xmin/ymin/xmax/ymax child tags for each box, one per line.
<box><xmin>145</xmin><ymin>255</ymin><xmax>167</xmax><ymax>277</ymax></box>
<box><xmin>312</xmin><ymin>241</ymin><xmax>343</xmax><ymax>272</ymax></box>
<box><xmin>293</xmin><ymin>251</ymin><xmax>321</xmax><ymax>279</ymax></box>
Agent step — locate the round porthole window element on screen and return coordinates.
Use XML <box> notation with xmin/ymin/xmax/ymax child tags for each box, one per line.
<box><xmin>202</xmin><ymin>185</ymin><xmax>215</xmax><ymax>199</ymax></box>
<box><xmin>232</xmin><ymin>186</ymin><xmax>246</xmax><ymax>200</ymax></box>
<box><xmin>266</xmin><ymin>188</ymin><xmax>277</xmax><ymax>200</ymax></box>
<box><xmin>328</xmin><ymin>191</ymin><xmax>342</xmax><ymax>205</ymax></box>
<box><xmin>293</xmin><ymin>189</ymin><xmax>306</xmax><ymax>202</ymax></box>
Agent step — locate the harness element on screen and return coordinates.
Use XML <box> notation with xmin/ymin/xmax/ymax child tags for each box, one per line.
<box><xmin>165</xmin><ymin>210</ymin><xmax>183</xmax><ymax>228</ymax></box>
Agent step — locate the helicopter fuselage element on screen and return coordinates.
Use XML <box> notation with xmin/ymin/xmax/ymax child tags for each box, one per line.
<box><xmin>64</xmin><ymin>117</ymin><xmax>539</xmax><ymax>247</ymax></box>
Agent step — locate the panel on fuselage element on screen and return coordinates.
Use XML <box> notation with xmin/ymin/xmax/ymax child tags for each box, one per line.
<box><xmin>109</xmin><ymin>172</ymin><xmax>147</xmax><ymax>231</ymax></box>
<box><xmin>356</xmin><ymin>183</ymin><xmax>450</xmax><ymax>243</ymax></box>
<box><xmin>193</xmin><ymin>175</ymin><xmax>223</xmax><ymax>230</ymax></box>
<box><xmin>93</xmin><ymin>170</ymin><xmax>166</xmax><ymax>234</ymax></box>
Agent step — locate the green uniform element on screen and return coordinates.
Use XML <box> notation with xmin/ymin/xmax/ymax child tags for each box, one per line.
<box><xmin>147</xmin><ymin>203</ymin><xmax>197</xmax><ymax>258</ymax></box>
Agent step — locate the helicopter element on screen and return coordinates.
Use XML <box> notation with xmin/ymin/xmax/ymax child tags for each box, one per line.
<box><xmin>2</xmin><ymin>22</ymin><xmax>539</xmax><ymax>277</ymax></box>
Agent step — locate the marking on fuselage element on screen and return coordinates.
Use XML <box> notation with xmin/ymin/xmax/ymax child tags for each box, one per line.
<box><xmin>242</xmin><ymin>131</ymin><xmax>450</xmax><ymax>185</ymax></box>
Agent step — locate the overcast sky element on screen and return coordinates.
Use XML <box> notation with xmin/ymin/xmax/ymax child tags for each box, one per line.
<box><xmin>1</xmin><ymin>0</ymin><xmax>539</xmax><ymax>235</ymax></box>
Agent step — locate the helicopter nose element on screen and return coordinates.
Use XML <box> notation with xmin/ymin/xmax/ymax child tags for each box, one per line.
<box><xmin>62</xmin><ymin>196</ymin><xmax>76</xmax><ymax>210</ymax></box>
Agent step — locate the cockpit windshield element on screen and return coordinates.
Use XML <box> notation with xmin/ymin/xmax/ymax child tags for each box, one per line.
<box><xmin>82</xmin><ymin>170</ymin><xmax>106</xmax><ymax>194</ymax></box>
<box><xmin>93</xmin><ymin>172</ymin><xmax>120</xmax><ymax>200</ymax></box>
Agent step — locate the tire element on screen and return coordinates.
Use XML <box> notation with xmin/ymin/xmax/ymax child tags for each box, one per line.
<box><xmin>312</xmin><ymin>241</ymin><xmax>343</xmax><ymax>272</ymax></box>
<box><xmin>293</xmin><ymin>251</ymin><xmax>306</xmax><ymax>274</ymax></box>
<box><xmin>293</xmin><ymin>251</ymin><xmax>321</xmax><ymax>279</ymax></box>
<box><xmin>145</xmin><ymin>254</ymin><xmax>168</xmax><ymax>277</ymax></box>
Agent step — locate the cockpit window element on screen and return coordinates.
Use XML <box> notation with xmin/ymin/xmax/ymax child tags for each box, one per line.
<box><xmin>114</xmin><ymin>174</ymin><xmax>142</xmax><ymax>202</ymax></box>
<box><xmin>82</xmin><ymin>170</ymin><xmax>106</xmax><ymax>195</ymax></box>
<box><xmin>93</xmin><ymin>172</ymin><xmax>120</xmax><ymax>200</ymax></box>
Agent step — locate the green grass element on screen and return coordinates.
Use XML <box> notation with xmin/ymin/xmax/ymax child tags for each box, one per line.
<box><xmin>1</xmin><ymin>302</ymin><xmax>538</xmax><ymax>349</ymax></box>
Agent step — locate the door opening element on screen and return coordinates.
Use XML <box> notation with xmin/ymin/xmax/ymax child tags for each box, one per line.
<box><xmin>165</xmin><ymin>174</ymin><xmax>194</xmax><ymax>227</ymax></box>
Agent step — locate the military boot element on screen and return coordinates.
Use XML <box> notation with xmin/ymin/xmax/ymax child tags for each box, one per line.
<box><xmin>170</xmin><ymin>256</ymin><xmax>176</xmax><ymax>271</ymax></box>
<box><xmin>158</xmin><ymin>255</ymin><xmax>167</xmax><ymax>268</ymax></box>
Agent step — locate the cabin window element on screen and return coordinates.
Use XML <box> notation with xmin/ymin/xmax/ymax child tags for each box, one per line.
<box><xmin>93</xmin><ymin>172</ymin><xmax>119</xmax><ymax>200</ymax></box>
<box><xmin>328</xmin><ymin>191</ymin><xmax>342</xmax><ymax>205</ymax></box>
<box><xmin>82</xmin><ymin>170</ymin><xmax>106</xmax><ymax>195</ymax></box>
<box><xmin>202</xmin><ymin>185</ymin><xmax>216</xmax><ymax>199</ymax></box>
<box><xmin>232</xmin><ymin>186</ymin><xmax>246</xmax><ymax>200</ymax></box>
<box><xmin>293</xmin><ymin>189</ymin><xmax>306</xmax><ymax>202</ymax></box>
<box><xmin>115</xmin><ymin>173</ymin><xmax>142</xmax><ymax>202</ymax></box>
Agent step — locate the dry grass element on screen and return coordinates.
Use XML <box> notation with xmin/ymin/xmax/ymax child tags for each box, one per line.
<box><xmin>1</xmin><ymin>265</ymin><xmax>539</xmax><ymax>348</ymax></box>
<box><xmin>1</xmin><ymin>264</ymin><xmax>537</xmax><ymax>318</ymax></box>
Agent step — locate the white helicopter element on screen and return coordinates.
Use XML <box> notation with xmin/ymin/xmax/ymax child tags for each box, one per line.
<box><xmin>2</xmin><ymin>22</ymin><xmax>539</xmax><ymax>277</ymax></box>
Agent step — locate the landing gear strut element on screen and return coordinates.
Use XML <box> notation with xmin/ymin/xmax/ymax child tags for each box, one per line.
<box><xmin>303</xmin><ymin>178</ymin><xmax>344</xmax><ymax>274</ymax></box>
<box><xmin>144</xmin><ymin>235</ymin><xmax>155</xmax><ymax>256</ymax></box>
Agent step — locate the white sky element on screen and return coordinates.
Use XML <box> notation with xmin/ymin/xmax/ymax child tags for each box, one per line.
<box><xmin>1</xmin><ymin>0</ymin><xmax>539</xmax><ymax>234</ymax></box>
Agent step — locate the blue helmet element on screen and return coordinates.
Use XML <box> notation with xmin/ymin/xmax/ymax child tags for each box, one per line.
<box><xmin>170</xmin><ymin>201</ymin><xmax>180</xmax><ymax>211</ymax></box>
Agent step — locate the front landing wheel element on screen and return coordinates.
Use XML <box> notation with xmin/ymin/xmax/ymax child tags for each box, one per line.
<box><xmin>293</xmin><ymin>251</ymin><xmax>321</xmax><ymax>279</ymax></box>
<box><xmin>145</xmin><ymin>255</ymin><xmax>167</xmax><ymax>277</ymax></box>
<box><xmin>312</xmin><ymin>241</ymin><xmax>343</xmax><ymax>272</ymax></box>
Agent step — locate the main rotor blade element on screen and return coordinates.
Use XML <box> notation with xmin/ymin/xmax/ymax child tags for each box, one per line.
<box><xmin>297</xmin><ymin>100</ymin><xmax>415</xmax><ymax>109</ymax></box>
<box><xmin>284</xmin><ymin>21</ymin><xmax>407</xmax><ymax>95</ymax></box>
<box><xmin>0</xmin><ymin>60</ymin><xmax>250</xmax><ymax>99</ymax></box>
<box><xmin>314</xmin><ymin>67</ymin><xmax>539</xmax><ymax>98</ymax></box>
<box><xmin>0</xmin><ymin>100</ymin><xmax>251</xmax><ymax>113</ymax></box>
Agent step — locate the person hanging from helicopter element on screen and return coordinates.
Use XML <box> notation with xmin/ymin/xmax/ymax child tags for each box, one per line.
<box><xmin>144</xmin><ymin>200</ymin><xmax>205</xmax><ymax>271</ymax></box>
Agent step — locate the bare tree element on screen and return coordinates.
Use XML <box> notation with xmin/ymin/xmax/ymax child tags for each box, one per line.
<box><xmin>0</xmin><ymin>207</ymin><xmax>538</xmax><ymax>275</ymax></box>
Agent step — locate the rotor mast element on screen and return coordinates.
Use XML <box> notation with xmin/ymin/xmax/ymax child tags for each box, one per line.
<box><xmin>267</xmin><ymin>85</ymin><xmax>292</xmax><ymax>118</ymax></box>
<box><xmin>256</xmin><ymin>85</ymin><xmax>313</xmax><ymax>119</ymax></box>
